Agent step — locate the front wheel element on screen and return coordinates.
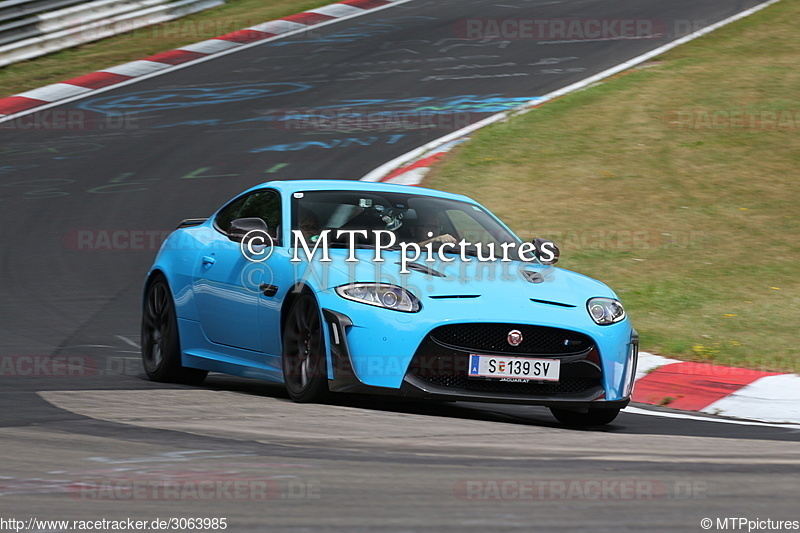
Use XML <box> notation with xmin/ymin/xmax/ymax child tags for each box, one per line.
<box><xmin>550</xmin><ymin>407</ymin><xmax>620</xmax><ymax>427</ymax></box>
<box><xmin>281</xmin><ymin>293</ymin><xmax>330</xmax><ymax>403</ymax></box>
<box><xmin>141</xmin><ymin>274</ymin><xmax>207</xmax><ymax>385</ymax></box>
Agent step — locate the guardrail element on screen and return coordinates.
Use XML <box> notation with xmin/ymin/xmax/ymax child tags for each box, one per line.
<box><xmin>0</xmin><ymin>0</ymin><xmax>224</xmax><ymax>68</ymax></box>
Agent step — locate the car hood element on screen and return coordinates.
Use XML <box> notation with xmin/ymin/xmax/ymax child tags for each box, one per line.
<box><xmin>313</xmin><ymin>248</ymin><xmax>617</xmax><ymax>305</ymax></box>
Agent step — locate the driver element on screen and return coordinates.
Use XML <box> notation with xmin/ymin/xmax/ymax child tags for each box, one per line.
<box><xmin>414</xmin><ymin>213</ymin><xmax>456</xmax><ymax>246</ymax></box>
<box><xmin>297</xmin><ymin>208</ymin><xmax>321</xmax><ymax>243</ymax></box>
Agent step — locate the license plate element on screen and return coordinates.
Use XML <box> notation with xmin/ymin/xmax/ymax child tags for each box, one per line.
<box><xmin>468</xmin><ymin>354</ymin><xmax>560</xmax><ymax>382</ymax></box>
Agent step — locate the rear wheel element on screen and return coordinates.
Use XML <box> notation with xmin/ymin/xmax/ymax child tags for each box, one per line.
<box><xmin>282</xmin><ymin>293</ymin><xmax>329</xmax><ymax>403</ymax></box>
<box><xmin>141</xmin><ymin>274</ymin><xmax>208</xmax><ymax>385</ymax></box>
<box><xmin>550</xmin><ymin>407</ymin><xmax>620</xmax><ymax>427</ymax></box>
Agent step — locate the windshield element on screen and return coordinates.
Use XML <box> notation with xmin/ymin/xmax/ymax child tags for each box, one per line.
<box><xmin>290</xmin><ymin>190</ymin><xmax>521</xmax><ymax>258</ymax></box>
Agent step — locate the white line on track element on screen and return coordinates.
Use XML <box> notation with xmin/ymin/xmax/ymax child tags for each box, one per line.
<box><xmin>625</xmin><ymin>406</ymin><xmax>800</xmax><ymax>430</ymax></box>
<box><xmin>115</xmin><ymin>335</ymin><xmax>140</xmax><ymax>349</ymax></box>
<box><xmin>71</xmin><ymin>344</ymin><xmax>115</xmax><ymax>348</ymax></box>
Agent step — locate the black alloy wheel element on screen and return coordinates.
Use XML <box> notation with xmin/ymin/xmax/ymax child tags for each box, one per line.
<box><xmin>141</xmin><ymin>274</ymin><xmax>208</xmax><ymax>385</ymax></box>
<box><xmin>282</xmin><ymin>292</ymin><xmax>330</xmax><ymax>403</ymax></box>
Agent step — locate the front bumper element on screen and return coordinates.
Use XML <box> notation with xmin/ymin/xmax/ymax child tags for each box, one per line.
<box><xmin>323</xmin><ymin>308</ymin><xmax>636</xmax><ymax>408</ymax></box>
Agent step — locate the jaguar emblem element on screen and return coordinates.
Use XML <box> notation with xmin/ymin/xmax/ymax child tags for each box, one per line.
<box><xmin>507</xmin><ymin>329</ymin><xmax>523</xmax><ymax>347</ymax></box>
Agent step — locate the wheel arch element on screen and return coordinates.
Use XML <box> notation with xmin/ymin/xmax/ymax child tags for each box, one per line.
<box><xmin>140</xmin><ymin>268</ymin><xmax>208</xmax><ymax>385</ymax></box>
<box><xmin>279</xmin><ymin>283</ymin><xmax>331</xmax><ymax>402</ymax></box>
<box><xmin>142</xmin><ymin>269</ymin><xmax>167</xmax><ymax>309</ymax></box>
<box><xmin>280</xmin><ymin>282</ymin><xmax>317</xmax><ymax>342</ymax></box>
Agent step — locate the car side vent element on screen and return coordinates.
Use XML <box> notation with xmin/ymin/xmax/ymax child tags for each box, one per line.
<box><xmin>396</xmin><ymin>262</ymin><xmax>446</xmax><ymax>277</ymax></box>
<box><xmin>530</xmin><ymin>298</ymin><xmax>577</xmax><ymax>308</ymax></box>
<box><xmin>429</xmin><ymin>295</ymin><xmax>480</xmax><ymax>299</ymax></box>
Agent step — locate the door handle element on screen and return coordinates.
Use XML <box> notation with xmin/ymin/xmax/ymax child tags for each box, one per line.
<box><xmin>201</xmin><ymin>255</ymin><xmax>216</xmax><ymax>266</ymax></box>
<box><xmin>259</xmin><ymin>284</ymin><xmax>278</xmax><ymax>297</ymax></box>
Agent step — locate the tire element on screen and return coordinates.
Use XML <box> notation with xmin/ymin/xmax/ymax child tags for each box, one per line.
<box><xmin>281</xmin><ymin>292</ymin><xmax>330</xmax><ymax>403</ymax></box>
<box><xmin>141</xmin><ymin>274</ymin><xmax>208</xmax><ymax>385</ymax></box>
<box><xmin>550</xmin><ymin>407</ymin><xmax>621</xmax><ymax>427</ymax></box>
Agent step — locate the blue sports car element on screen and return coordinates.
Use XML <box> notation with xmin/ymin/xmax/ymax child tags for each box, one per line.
<box><xmin>141</xmin><ymin>179</ymin><xmax>638</xmax><ymax>426</ymax></box>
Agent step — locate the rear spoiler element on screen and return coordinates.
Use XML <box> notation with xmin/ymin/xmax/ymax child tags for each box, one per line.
<box><xmin>177</xmin><ymin>218</ymin><xmax>207</xmax><ymax>229</ymax></box>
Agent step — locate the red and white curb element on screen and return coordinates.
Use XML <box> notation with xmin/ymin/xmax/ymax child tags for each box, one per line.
<box><xmin>634</xmin><ymin>352</ymin><xmax>800</xmax><ymax>424</ymax></box>
<box><xmin>373</xmin><ymin>139</ymin><xmax>467</xmax><ymax>185</ymax></box>
<box><xmin>0</xmin><ymin>0</ymin><xmax>410</xmax><ymax>122</ymax></box>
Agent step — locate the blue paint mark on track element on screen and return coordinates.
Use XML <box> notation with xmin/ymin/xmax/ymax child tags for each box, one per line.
<box><xmin>153</xmin><ymin>95</ymin><xmax>540</xmax><ymax>129</ymax></box>
<box><xmin>78</xmin><ymin>83</ymin><xmax>313</xmax><ymax>115</ymax></box>
<box><xmin>251</xmin><ymin>134</ymin><xmax>405</xmax><ymax>153</ymax></box>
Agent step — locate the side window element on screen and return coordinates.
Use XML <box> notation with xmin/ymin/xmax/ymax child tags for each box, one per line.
<box><xmin>214</xmin><ymin>190</ymin><xmax>282</xmax><ymax>245</ymax></box>
<box><xmin>215</xmin><ymin>196</ymin><xmax>246</xmax><ymax>234</ymax></box>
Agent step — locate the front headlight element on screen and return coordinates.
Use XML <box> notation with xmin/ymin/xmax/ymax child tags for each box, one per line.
<box><xmin>587</xmin><ymin>297</ymin><xmax>626</xmax><ymax>325</ymax></box>
<box><xmin>335</xmin><ymin>283</ymin><xmax>421</xmax><ymax>313</ymax></box>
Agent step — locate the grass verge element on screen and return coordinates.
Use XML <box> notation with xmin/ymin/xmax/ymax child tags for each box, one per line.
<box><xmin>425</xmin><ymin>0</ymin><xmax>800</xmax><ymax>372</ymax></box>
<box><xmin>0</xmin><ymin>0</ymin><xmax>335</xmax><ymax>98</ymax></box>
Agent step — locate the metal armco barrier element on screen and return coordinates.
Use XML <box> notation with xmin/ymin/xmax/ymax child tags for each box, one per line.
<box><xmin>0</xmin><ymin>0</ymin><xmax>224</xmax><ymax>67</ymax></box>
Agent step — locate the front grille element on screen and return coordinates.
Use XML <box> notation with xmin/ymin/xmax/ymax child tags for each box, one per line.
<box><xmin>429</xmin><ymin>323</ymin><xmax>593</xmax><ymax>356</ymax></box>
<box><xmin>407</xmin><ymin>323</ymin><xmax>602</xmax><ymax>398</ymax></box>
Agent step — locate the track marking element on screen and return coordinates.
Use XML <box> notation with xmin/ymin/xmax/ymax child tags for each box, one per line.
<box><xmin>115</xmin><ymin>335</ymin><xmax>140</xmax><ymax>349</ymax></box>
<box><xmin>266</xmin><ymin>163</ymin><xmax>290</xmax><ymax>173</ymax></box>
<box><xmin>625</xmin><ymin>406</ymin><xmax>800</xmax><ymax>430</ymax></box>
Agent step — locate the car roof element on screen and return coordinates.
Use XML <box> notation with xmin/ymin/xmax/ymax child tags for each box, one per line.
<box><xmin>242</xmin><ymin>179</ymin><xmax>477</xmax><ymax>204</ymax></box>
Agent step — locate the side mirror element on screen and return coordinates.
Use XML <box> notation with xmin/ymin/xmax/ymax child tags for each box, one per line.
<box><xmin>532</xmin><ymin>238</ymin><xmax>559</xmax><ymax>265</ymax></box>
<box><xmin>228</xmin><ymin>217</ymin><xmax>269</xmax><ymax>243</ymax></box>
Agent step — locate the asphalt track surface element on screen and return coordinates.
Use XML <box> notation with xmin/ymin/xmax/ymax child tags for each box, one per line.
<box><xmin>1</xmin><ymin>0</ymin><xmax>798</xmax><ymax>531</ymax></box>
